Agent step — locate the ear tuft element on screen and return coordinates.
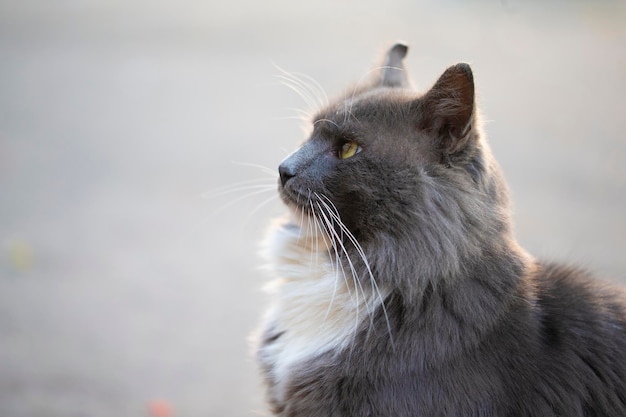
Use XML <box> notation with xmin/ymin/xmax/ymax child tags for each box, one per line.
<box><xmin>420</xmin><ymin>63</ymin><xmax>475</xmax><ymax>155</ymax></box>
<box><xmin>380</xmin><ymin>42</ymin><xmax>410</xmax><ymax>88</ymax></box>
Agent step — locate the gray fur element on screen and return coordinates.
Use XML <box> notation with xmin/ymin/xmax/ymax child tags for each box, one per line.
<box><xmin>256</xmin><ymin>43</ymin><xmax>626</xmax><ymax>416</ymax></box>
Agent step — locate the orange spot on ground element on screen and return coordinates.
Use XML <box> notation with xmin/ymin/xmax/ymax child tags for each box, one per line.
<box><xmin>147</xmin><ymin>399</ymin><xmax>174</xmax><ymax>417</ymax></box>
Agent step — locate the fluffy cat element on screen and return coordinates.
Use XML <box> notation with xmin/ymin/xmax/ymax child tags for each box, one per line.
<box><xmin>254</xmin><ymin>43</ymin><xmax>626</xmax><ymax>417</ymax></box>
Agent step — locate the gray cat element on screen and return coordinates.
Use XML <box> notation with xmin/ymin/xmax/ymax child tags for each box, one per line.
<box><xmin>254</xmin><ymin>43</ymin><xmax>626</xmax><ymax>416</ymax></box>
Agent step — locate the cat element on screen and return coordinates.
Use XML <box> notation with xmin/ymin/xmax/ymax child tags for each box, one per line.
<box><xmin>254</xmin><ymin>42</ymin><xmax>626</xmax><ymax>416</ymax></box>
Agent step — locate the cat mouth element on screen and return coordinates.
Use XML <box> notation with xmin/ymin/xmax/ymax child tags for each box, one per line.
<box><xmin>280</xmin><ymin>185</ymin><xmax>344</xmax><ymax>229</ymax></box>
<box><xmin>279</xmin><ymin>185</ymin><xmax>313</xmax><ymax>213</ymax></box>
<box><xmin>279</xmin><ymin>182</ymin><xmax>340</xmax><ymax>220</ymax></box>
<box><xmin>279</xmin><ymin>187</ymin><xmax>340</xmax><ymax>243</ymax></box>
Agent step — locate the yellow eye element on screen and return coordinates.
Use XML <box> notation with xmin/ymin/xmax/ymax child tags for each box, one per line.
<box><xmin>339</xmin><ymin>141</ymin><xmax>361</xmax><ymax>160</ymax></box>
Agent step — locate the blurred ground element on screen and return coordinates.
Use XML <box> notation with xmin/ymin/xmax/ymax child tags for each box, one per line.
<box><xmin>0</xmin><ymin>0</ymin><xmax>625</xmax><ymax>416</ymax></box>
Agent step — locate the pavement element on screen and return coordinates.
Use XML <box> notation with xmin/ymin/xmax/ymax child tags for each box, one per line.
<box><xmin>0</xmin><ymin>1</ymin><xmax>625</xmax><ymax>416</ymax></box>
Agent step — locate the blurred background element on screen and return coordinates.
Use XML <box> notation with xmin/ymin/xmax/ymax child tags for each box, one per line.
<box><xmin>0</xmin><ymin>0</ymin><xmax>625</xmax><ymax>416</ymax></box>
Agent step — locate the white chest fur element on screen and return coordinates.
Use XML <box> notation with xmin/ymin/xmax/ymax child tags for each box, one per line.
<box><xmin>259</xmin><ymin>218</ymin><xmax>386</xmax><ymax>393</ymax></box>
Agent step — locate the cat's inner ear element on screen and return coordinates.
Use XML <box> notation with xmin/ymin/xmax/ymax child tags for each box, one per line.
<box><xmin>419</xmin><ymin>63</ymin><xmax>475</xmax><ymax>155</ymax></box>
<box><xmin>380</xmin><ymin>42</ymin><xmax>410</xmax><ymax>88</ymax></box>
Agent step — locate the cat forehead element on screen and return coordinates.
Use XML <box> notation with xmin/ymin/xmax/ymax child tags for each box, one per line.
<box><xmin>313</xmin><ymin>88</ymin><xmax>418</xmax><ymax>130</ymax></box>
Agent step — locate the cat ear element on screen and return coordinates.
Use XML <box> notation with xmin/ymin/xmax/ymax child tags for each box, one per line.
<box><xmin>419</xmin><ymin>63</ymin><xmax>475</xmax><ymax>155</ymax></box>
<box><xmin>380</xmin><ymin>42</ymin><xmax>410</xmax><ymax>88</ymax></box>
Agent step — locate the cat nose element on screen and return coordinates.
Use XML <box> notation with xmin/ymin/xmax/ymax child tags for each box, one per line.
<box><xmin>278</xmin><ymin>163</ymin><xmax>296</xmax><ymax>187</ymax></box>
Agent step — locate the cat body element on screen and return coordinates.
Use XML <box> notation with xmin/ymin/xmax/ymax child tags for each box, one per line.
<box><xmin>255</xmin><ymin>43</ymin><xmax>626</xmax><ymax>416</ymax></box>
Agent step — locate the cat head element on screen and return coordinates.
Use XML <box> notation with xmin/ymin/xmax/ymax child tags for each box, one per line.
<box><xmin>277</xmin><ymin>43</ymin><xmax>512</xmax><ymax>285</ymax></box>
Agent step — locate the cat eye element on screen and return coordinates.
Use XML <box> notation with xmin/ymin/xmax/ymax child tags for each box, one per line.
<box><xmin>339</xmin><ymin>141</ymin><xmax>361</xmax><ymax>160</ymax></box>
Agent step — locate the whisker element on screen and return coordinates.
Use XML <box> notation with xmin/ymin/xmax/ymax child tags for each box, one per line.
<box><xmin>300</xmin><ymin>202</ymin><xmax>307</xmax><ymax>243</ymax></box>
<box><xmin>210</xmin><ymin>187</ymin><xmax>277</xmax><ymax>218</ymax></box>
<box><xmin>343</xmin><ymin>66</ymin><xmax>399</xmax><ymax>124</ymax></box>
<box><xmin>288</xmin><ymin>70</ymin><xmax>329</xmax><ymax>107</ymax></box>
<box><xmin>202</xmin><ymin>182</ymin><xmax>276</xmax><ymax>199</ymax></box>
<box><xmin>278</xmin><ymin>78</ymin><xmax>318</xmax><ymax>111</ymax></box>
<box><xmin>315</xmin><ymin>201</ymin><xmax>369</xmax><ymax>343</ymax></box>
<box><xmin>310</xmin><ymin>202</ymin><xmax>344</xmax><ymax>323</ymax></box>
<box><xmin>273</xmin><ymin>107</ymin><xmax>313</xmax><ymax>123</ymax></box>
<box><xmin>272</xmin><ymin>114</ymin><xmax>309</xmax><ymax>122</ymax></box>
<box><xmin>273</xmin><ymin>64</ymin><xmax>328</xmax><ymax>111</ymax></box>
<box><xmin>315</xmin><ymin>201</ymin><xmax>353</xmax><ymax>302</ymax></box>
<box><xmin>315</xmin><ymin>208</ymin><xmax>341</xmax><ymax>322</ymax></box>
<box><xmin>313</xmin><ymin>197</ymin><xmax>321</xmax><ymax>274</ymax></box>
<box><xmin>239</xmin><ymin>194</ymin><xmax>280</xmax><ymax>232</ymax></box>
<box><xmin>295</xmin><ymin>192</ymin><xmax>305</xmax><ymax>243</ymax></box>
<box><xmin>316</xmin><ymin>202</ymin><xmax>360</xmax><ymax>322</ymax></box>
<box><xmin>178</xmin><ymin>182</ymin><xmax>276</xmax><ymax>244</ymax></box>
<box><xmin>230</xmin><ymin>161</ymin><xmax>278</xmax><ymax>178</ymax></box>
<box><xmin>275</xmin><ymin>71</ymin><xmax>325</xmax><ymax>111</ymax></box>
<box><xmin>316</xmin><ymin>200</ymin><xmax>371</xmax><ymax>313</ymax></box>
<box><xmin>312</xmin><ymin>118</ymin><xmax>340</xmax><ymax>129</ymax></box>
<box><xmin>306</xmin><ymin>191</ymin><xmax>316</xmax><ymax>269</ymax></box>
<box><xmin>316</xmin><ymin>193</ymin><xmax>395</xmax><ymax>349</ymax></box>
